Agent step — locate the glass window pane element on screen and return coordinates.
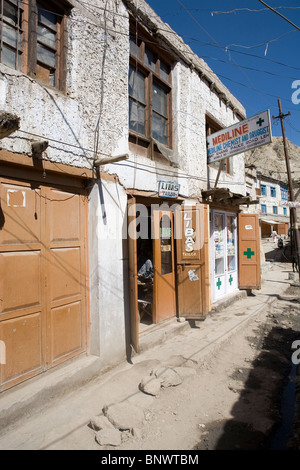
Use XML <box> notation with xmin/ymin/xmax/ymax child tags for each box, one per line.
<box><xmin>38</xmin><ymin>5</ymin><xmax>57</xmax><ymax>31</ymax></box>
<box><xmin>2</xmin><ymin>23</ymin><xmax>18</xmax><ymax>48</ymax></box>
<box><xmin>214</xmin><ymin>213</ymin><xmax>224</xmax><ymax>275</ymax></box>
<box><xmin>37</xmin><ymin>43</ymin><xmax>56</xmax><ymax>67</ymax></box>
<box><xmin>152</xmin><ymin>112</ymin><xmax>168</xmax><ymax>145</ymax></box>
<box><xmin>160</xmin><ymin>215</ymin><xmax>172</xmax><ymax>276</ymax></box>
<box><xmin>128</xmin><ymin>65</ymin><xmax>145</xmax><ymax>104</ymax></box>
<box><xmin>38</xmin><ymin>24</ymin><xmax>56</xmax><ymax>48</ymax></box>
<box><xmin>2</xmin><ymin>44</ymin><xmax>17</xmax><ymax>67</ymax></box>
<box><xmin>227</xmin><ymin>215</ymin><xmax>236</xmax><ymax>272</ymax></box>
<box><xmin>129</xmin><ymin>98</ymin><xmax>145</xmax><ymax>135</ymax></box>
<box><xmin>152</xmin><ymin>83</ymin><xmax>167</xmax><ymax>116</ymax></box>
<box><xmin>3</xmin><ymin>0</ymin><xmax>19</xmax><ymax>26</ymax></box>
<box><xmin>129</xmin><ymin>34</ymin><xmax>139</xmax><ymax>58</ymax></box>
<box><xmin>160</xmin><ymin>60</ymin><xmax>170</xmax><ymax>82</ymax></box>
<box><xmin>144</xmin><ymin>47</ymin><xmax>155</xmax><ymax>71</ymax></box>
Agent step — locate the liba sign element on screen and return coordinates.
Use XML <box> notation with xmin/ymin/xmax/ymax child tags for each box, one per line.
<box><xmin>207</xmin><ymin>110</ymin><xmax>272</xmax><ymax>164</ymax></box>
<box><xmin>158</xmin><ymin>181</ymin><xmax>180</xmax><ymax>199</ymax></box>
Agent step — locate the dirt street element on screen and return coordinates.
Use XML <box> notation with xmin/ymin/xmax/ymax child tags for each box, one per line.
<box><xmin>112</xmin><ymin>281</ymin><xmax>300</xmax><ymax>451</ymax></box>
<box><xmin>1</xmin><ymin>241</ymin><xmax>299</xmax><ymax>452</ymax></box>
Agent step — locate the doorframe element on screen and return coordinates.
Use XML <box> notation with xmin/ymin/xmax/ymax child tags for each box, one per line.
<box><xmin>210</xmin><ymin>209</ymin><xmax>238</xmax><ymax>302</ymax></box>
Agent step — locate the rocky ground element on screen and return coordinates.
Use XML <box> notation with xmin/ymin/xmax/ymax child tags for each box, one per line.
<box><xmin>84</xmin><ymin>241</ymin><xmax>300</xmax><ymax>451</ymax></box>
<box><xmin>77</xmin><ymin>274</ymin><xmax>300</xmax><ymax>451</ymax></box>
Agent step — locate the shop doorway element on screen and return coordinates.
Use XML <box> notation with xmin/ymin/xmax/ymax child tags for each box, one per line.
<box><xmin>128</xmin><ymin>198</ymin><xmax>176</xmax><ymax>352</ymax></box>
<box><xmin>211</xmin><ymin>210</ymin><xmax>238</xmax><ymax>302</ymax></box>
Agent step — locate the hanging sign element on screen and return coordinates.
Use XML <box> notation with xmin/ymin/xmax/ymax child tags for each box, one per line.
<box><xmin>158</xmin><ymin>181</ymin><xmax>180</xmax><ymax>199</ymax></box>
<box><xmin>207</xmin><ymin>110</ymin><xmax>272</xmax><ymax>164</ymax></box>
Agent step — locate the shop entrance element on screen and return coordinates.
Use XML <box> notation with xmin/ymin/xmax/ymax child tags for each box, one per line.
<box><xmin>128</xmin><ymin>198</ymin><xmax>176</xmax><ymax>351</ymax></box>
<box><xmin>211</xmin><ymin>210</ymin><xmax>238</xmax><ymax>302</ymax></box>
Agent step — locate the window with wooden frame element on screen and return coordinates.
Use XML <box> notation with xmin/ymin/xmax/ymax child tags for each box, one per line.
<box><xmin>0</xmin><ymin>0</ymin><xmax>72</xmax><ymax>91</ymax></box>
<box><xmin>206</xmin><ymin>116</ymin><xmax>231</xmax><ymax>174</ymax></box>
<box><xmin>129</xmin><ymin>21</ymin><xmax>173</xmax><ymax>152</ymax></box>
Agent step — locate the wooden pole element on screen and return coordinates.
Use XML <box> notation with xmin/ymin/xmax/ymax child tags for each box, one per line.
<box><xmin>274</xmin><ymin>99</ymin><xmax>300</xmax><ymax>278</ymax></box>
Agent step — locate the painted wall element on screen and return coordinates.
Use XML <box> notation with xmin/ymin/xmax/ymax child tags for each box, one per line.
<box><xmin>0</xmin><ymin>0</ymin><xmax>247</xmax><ymax>366</ymax></box>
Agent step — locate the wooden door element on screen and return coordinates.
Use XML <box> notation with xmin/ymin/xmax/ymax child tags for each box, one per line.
<box><xmin>0</xmin><ymin>178</ymin><xmax>45</xmax><ymax>390</ymax></box>
<box><xmin>238</xmin><ymin>213</ymin><xmax>261</xmax><ymax>290</ymax></box>
<box><xmin>127</xmin><ymin>198</ymin><xmax>139</xmax><ymax>352</ymax></box>
<box><xmin>0</xmin><ymin>177</ymin><xmax>88</xmax><ymax>391</ymax></box>
<box><xmin>152</xmin><ymin>209</ymin><xmax>176</xmax><ymax>323</ymax></box>
<box><xmin>175</xmin><ymin>204</ymin><xmax>209</xmax><ymax>319</ymax></box>
<box><xmin>45</xmin><ymin>187</ymin><xmax>87</xmax><ymax>367</ymax></box>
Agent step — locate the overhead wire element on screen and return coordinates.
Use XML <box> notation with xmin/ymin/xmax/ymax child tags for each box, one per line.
<box><xmin>4</xmin><ymin>1</ymin><xmax>299</xmax><ymax>184</ymax></box>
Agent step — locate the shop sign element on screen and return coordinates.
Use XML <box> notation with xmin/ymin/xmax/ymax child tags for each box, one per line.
<box><xmin>158</xmin><ymin>181</ymin><xmax>180</xmax><ymax>199</ymax></box>
<box><xmin>207</xmin><ymin>110</ymin><xmax>272</xmax><ymax>164</ymax></box>
<box><xmin>280</xmin><ymin>201</ymin><xmax>300</xmax><ymax>208</ymax></box>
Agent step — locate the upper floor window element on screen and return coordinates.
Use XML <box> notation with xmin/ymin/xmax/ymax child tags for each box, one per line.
<box><xmin>273</xmin><ymin>205</ymin><xmax>278</xmax><ymax>215</ymax></box>
<box><xmin>129</xmin><ymin>23</ymin><xmax>173</xmax><ymax>149</ymax></box>
<box><xmin>260</xmin><ymin>184</ymin><xmax>267</xmax><ymax>196</ymax></box>
<box><xmin>206</xmin><ymin>116</ymin><xmax>231</xmax><ymax>174</ymax></box>
<box><xmin>270</xmin><ymin>186</ymin><xmax>276</xmax><ymax>198</ymax></box>
<box><xmin>283</xmin><ymin>207</ymin><xmax>287</xmax><ymax>216</ymax></box>
<box><xmin>0</xmin><ymin>0</ymin><xmax>72</xmax><ymax>91</ymax></box>
<box><xmin>280</xmin><ymin>186</ymin><xmax>288</xmax><ymax>201</ymax></box>
<box><xmin>261</xmin><ymin>204</ymin><xmax>267</xmax><ymax>214</ymax></box>
<box><xmin>0</xmin><ymin>0</ymin><xmax>23</xmax><ymax>70</ymax></box>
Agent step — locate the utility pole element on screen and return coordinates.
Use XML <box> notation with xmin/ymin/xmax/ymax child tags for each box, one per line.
<box><xmin>273</xmin><ymin>99</ymin><xmax>300</xmax><ymax>279</ymax></box>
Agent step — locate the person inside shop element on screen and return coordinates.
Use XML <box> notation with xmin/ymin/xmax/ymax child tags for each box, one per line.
<box><xmin>137</xmin><ymin>240</ymin><xmax>153</xmax><ymax>283</ymax></box>
<box><xmin>137</xmin><ymin>239</ymin><xmax>153</xmax><ymax>320</ymax></box>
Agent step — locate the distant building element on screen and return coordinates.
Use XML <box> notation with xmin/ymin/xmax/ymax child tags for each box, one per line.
<box><xmin>244</xmin><ymin>165</ymin><xmax>289</xmax><ymax>237</ymax></box>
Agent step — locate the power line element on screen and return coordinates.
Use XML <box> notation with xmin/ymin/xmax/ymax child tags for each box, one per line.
<box><xmin>212</xmin><ymin>6</ymin><xmax>300</xmax><ymax>15</ymax></box>
<box><xmin>257</xmin><ymin>0</ymin><xmax>300</xmax><ymax>31</ymax></box>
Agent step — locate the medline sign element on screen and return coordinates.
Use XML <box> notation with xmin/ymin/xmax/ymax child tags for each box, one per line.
<box><xmin>207</xmin><ymin>110</ymin><xmax>272</xmax><ymax>164</ymax></box>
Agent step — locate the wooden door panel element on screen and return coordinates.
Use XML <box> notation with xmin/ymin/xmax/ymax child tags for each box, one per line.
<box><xmin>0</xmin><ymin>182</ymin><xmax>41</xmax><ymax>244</ymax></box>
<box><xmin>50</xmin><ymin>301</ymin><xmax>82</xmax><ymax>363</ymax></box>
<box><xmin>153</xmin><ymin>210</ymin><xmax>176</xmax><ymax>323</ymax></box>
<box><xmin>0</xmin><ymin>313</ymin><xmax>42</xmax><ymax>388</ymax></box>
<box><xmin>175</xmin><ymin>204</ymin><xmax>209</xmax><ymax>320</ymax></box>
<box><xmin>45</xmin><ymin>186</ymin><xmax>86</xmax><ymax>367</ymax></box>
<box><xmin>127</xmin><ymin>198</ymin><xmax>139</xmax><ymax>352</ymax></box>
<box><xmin>238</xmin><ymin>213</ymin><xmax>261</xmax><ymax>290</ymax></box>
<box><xmin>48</xmin><ymin>189</ymin><xmax>81</xmax><ymax>242</ymax></box>
<box><xmin>49</xmin><ymin>247</ymin><xmax>81</xmax><ymax>303</ymax></box>
<box><xmin>0</xmin><ymin>251</ymin><xmax>41</xmax><ymax>313</ymax></box>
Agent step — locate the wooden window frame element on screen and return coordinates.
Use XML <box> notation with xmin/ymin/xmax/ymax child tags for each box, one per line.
<box><xmin>129</xmin><ymin>19</ymin><xmax>173</xmax><ymax>156</ymax></box>
<box><xmin>0</xmin><ymin>0</ymin><xmax>72</xmax><ymax>92</ymax></box>
<box><xmin>206</xmin><ymin>115</ymin><xmax>231</xmax><ymax>175</ymax></box>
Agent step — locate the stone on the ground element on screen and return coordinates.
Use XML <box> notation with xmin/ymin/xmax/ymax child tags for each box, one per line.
<box><xmin>95</xmin><ymin>428</ymin><xmax>122</xmax><ymax>447</ymax></box>
<box><xmin>139</xmin><ymin>376</ymin><xmax>161</xmax><ymax>396</ymax></box>
<box><xmin>89</xmin><ymin>415</ymin><xmax>115</xmax><ymax>431</ymax></box>
<box><xmin>103</xmin><ymin>402</ymin><xmax>144</xmax><ymax>430</ymax></box>
<box><xmin>154</xmin><ymin>367</ymin><xmax>182</xmax><ymax>388</ymax></box>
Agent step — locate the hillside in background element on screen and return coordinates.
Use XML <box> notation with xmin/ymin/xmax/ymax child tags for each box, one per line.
<box><xmin>245</xmin><ymin>136</ymin><xmax>300</xmax><ymax>184</ymax></box>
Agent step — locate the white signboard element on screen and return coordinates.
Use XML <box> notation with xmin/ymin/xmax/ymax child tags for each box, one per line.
<box><xmin>280</xmin><ymin>201</ymin><xmax>300</xmax><ymax>208</ymax></box>
<box><xmin>158</xmin><ymin>181</ymin><xmax>180</xmax><ymax>199</ymax></box>
<box><xmin>207</xmin><ymin>110</ymin><xmax>272</xmax><ymax>164</ymax></box>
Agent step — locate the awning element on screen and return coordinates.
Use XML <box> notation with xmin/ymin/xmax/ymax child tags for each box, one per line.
<box><xmin>261</xmin><ymin>219</ymin><xmax>286</xmax><ymax>225</ymax></box>
<box><xmin>202</xmin><ymin>187</ymin><xmax>258</xmax><ymax>207</ymax></box>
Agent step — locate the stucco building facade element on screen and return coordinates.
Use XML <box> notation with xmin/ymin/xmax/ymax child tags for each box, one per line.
<box><xmin>0</xmin><ymin>0</ymin><xmax>259</xmax><ymax>393</ymax></box>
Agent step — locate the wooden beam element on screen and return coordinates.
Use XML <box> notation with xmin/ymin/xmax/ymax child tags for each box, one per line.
<box><xmin>0</xmin><ymin>112</ymin><xmax>20</xmax><ymax>139</ymax></box>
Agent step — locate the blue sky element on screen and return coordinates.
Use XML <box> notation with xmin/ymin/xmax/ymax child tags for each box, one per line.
<box><xmin>146</xmin><ymin>0</ymin><xmax>300</xmax><ymax>148</ymax></box>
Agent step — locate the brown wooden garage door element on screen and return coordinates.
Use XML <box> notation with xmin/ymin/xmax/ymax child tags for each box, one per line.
<box><xmin>0</xmin><ymin>176</ymin><xmax>88</xmax><ymax>391</ymax></box>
